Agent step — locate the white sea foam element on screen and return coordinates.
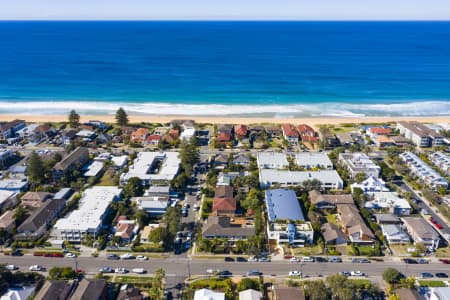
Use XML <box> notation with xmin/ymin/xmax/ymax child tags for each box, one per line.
<box><xmin>0</xmin><ymin>100</ymin><xmax>448</xmax><ymax>117</ymax></box>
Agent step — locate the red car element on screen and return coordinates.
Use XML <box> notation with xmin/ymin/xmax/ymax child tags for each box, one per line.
<box><xmin>439</xmin><ymin>259</ymin><xmax>450</xmax><ymax>264</ymax></box>
<box><xmin>435</xmin><ymin>223</ymin><xmax>443</xmax><ymax>230</ymax></box>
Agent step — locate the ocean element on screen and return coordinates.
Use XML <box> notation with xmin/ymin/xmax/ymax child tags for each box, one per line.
<box><xmin>0</xmin><ymin>21</ymin><xmax>449</xmax><ymax>117</ymax></box>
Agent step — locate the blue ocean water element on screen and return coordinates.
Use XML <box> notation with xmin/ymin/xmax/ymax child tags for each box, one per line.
<box><xmin>0</xmin><ymin>21</ymin><xmax>449</xmax><ymax>116</ymax></box>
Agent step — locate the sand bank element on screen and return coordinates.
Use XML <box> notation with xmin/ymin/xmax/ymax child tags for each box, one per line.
<box><xmin>0</xmin><ymin>114</ymin><xmax>449</xmax><ymax>126</ymax></box>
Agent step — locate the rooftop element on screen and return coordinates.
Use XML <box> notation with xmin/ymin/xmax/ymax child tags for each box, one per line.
<box><xmin>121</xmin><ymin>151</ymin><xmax>180</xmax><ymax>182</ymax></box>
<box><xmin>265</xmin><ymin>189</ymin><xmax>304</xmax><ymax>222</ymax></box>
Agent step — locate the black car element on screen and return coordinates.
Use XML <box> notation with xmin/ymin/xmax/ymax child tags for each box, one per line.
<box><xmin>314</xmin><ymin>257</ymin><xmax>328</xmax><ymax>263</ymax></box>
<box><xmin>107</xmin><ymin>254</ymin><xmax>120</xmax><ymax>260</ymax></box>
<box><xmin>224</xmin><ymin>257</ymin><xmax>235</xmax><ymax>262</ymax></box>
<box><xmin>11</xmin><ymin>250</ymin><xmax>23</xmax><ymax>256</ymax></box>
<box><xmin>403</xmin><ymin>258</ymin><xmax>417</xmax><ymax>264</ymax></box>
<box><xmin>436</xmin><ymin>273</ymin><xmax>448</xmax><ymax>278</ymax></box>
<box><xmin>219</xmin><ymin>270</ymin><xmax>233</xmax><ymax>277</ymax></box>
<box><xmin>236</xmin><ymin>257</ymin><xmax>247</xmax><ymax>262</ymax></box>
<box><xmin>163</xmin><ymin>291</ymin><xmax>173</xmax><ymax>300</ymax></box>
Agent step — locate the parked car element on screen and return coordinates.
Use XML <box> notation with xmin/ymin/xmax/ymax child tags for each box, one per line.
<box><xmin>419</xmin><ymin>272</ymin><xmax>434</xmax><ymax>279</ymax></box>
<box><xmin>5</xmin><ymin>265</ymin><xmax>18</xmax><ymax>271</ymax></box>
<box><xmin>328</xmin><ymin>257</ymin><xmax>342</xmax><ymax>263</ymax></box>
<box><xmin>115</xmin><ymin>268</ymin><xmax>128</xmax><ymax>274</ymax></box>
<box><xmin>65</xmin><ymin>253</ymin><xmax>77</xmax><ymax>258</ymax></box>
<box><xmin>132</xmin><ymin>268</ymin><xmax>146</xmax><ymax>274</ymax></box>
<box><xmin>358</xmin><ymin>258</ymin><xmax>370</xmax><ymax>263</ymax></box>
<box><xmin>439</xmin><ymin>259</ymin><xmax>450</xmax><ymax>264</ymax></box>
<box><xmin>29</xmin><ymin>265</ymin><xmax>44</xmax><ymax>272</ymax></box>
<box><xmin>259</xmin><ymin>257</ymin><xmax>270</xmax><ymax>262</ymax></box>
<box><xmin>417</xmin><ymin>259</ymin><xmax>429</xmax><ymax>264</ymax></box>
<box><xmin>236</xmin><ymin>257</ymin><xmax>247</xmax><ymax>262</ymax></box>
<box><xmin>403</xmin><ymin>258</ymin><xmax>418</xmax><ymax>264</ymax></box>
<box><xmin>99</xmin><ymin>267</ymin><xmax>114</xmax><ymax>273</ymax></box>
<box><xmin>436</xmin><ymin>273</ymin><xmax>448</xmax><ymax>278</ymax></box>
<box><xmin>248</xmin><ymin>256</ymin><xmax>258</xmax><ymax>262</ymax></box>
<box><xmin>289</xmin><ymin>270</ymin><xmax>301</xmax><ymax>276</ymax></box>
<box><xmin>107</xmin><ymin>254</ymin><xmax>120</xmax><ymax>260</ymax></box>
<box><xmin>136</xmin><ymin>255</ymin><xmax>148</xmax><ymax>261</ymax></box>
<box><xmin>224</xmin><ymin>257</ymin><xmax>235</xmax><ymax>262</ymax></box>
<box><xmin>219</xmin><ymin>270</ymin><xmax>232</xmax><ymax>277</ymax></box>
<box><xmin>290</xmin><ymin>257</ymin><xmax>299</xmax><ymax>262</ymax></box>
<box><xmin>246</xmin><ymin>270</ymin><xmax>262</xmax><ymax>276</ymax></box>
<box><xmin>339</xmin><ymin>271</ymin><xmax>351</xmax><ymax>276</ymax></box>
<box><xmin>350</xmin><ymin>271</ymin><xmax>365</xmax><ymax>277</ymax></box>
<box><xmin>302</xmin><ymin>256</ymin><xmax>314</xmax><ymax>262</ymax></box>
<box><xmin>120</xmin><ymin>253</ymin><xmax>135</xmax><ymax>260</ymax></box>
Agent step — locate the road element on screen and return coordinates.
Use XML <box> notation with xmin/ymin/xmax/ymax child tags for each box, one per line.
<box><xmin>2</xmin><ymin>255</ymin><xmax>449</xmax><ymax>279</ymax></box>
<box><xmin>395</xmin><ymin>179</ymin><xmax>450</xmax><ymax>243</ymax></box>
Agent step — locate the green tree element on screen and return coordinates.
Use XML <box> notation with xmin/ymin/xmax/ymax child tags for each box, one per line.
<box><xmin>237</xmin><ymin>278</ymin><xmax>260</xmax><ymax>292</ymax></box>
<box><xmin>27</xmin><ymin>151</ymin><xmax>45</xmax><ymax>186</ymax></box>
<box><xmin>149</xmin><ymin>227</ymin><xmax>167</xmax><ymax>244</ymax></box>
<box><xmin>124</xmin><ymin>177</ymin><xmax>143</xmax><ymax>198</ymax></box>
<box><xmin>355</xmin><ymin>172</ymin><xmax>367</xmax><ymax>183</ymax></box>
<box><xmin>135</xmin><ymin>209</ymin><xmax>150</xmax><ymax>229</ymax></box>
<box><xmin>115</xmin><ymin>107</ymin><xmax>129</xmax><ymax>126</ymax></box>
<box><xmin>306</xmin><ymin>280</ymin><xmax>329</xmax><ymax>300</ymax></box>
<box><xmin>149</xmin><ymin>268</ymin><xmax>165</xmax><ymax>300</ymax></box>
<box><xmin>383</xmin><ymin>268</ymin><xmax>403</xmax><ymax>284</ymax></box>
<box><xmin>179</xmin><ymin>138</ymin><xmax>200</xmax><ymax>174</ymax></box>
<box><xmin>13</xmin><ymin>206</ymin><xmax>28</xmax><ymax>227</ymax></box>
<box><xmin>48</xmin><ymin>267</ymin><xmax>77</xmax><ymax>280</ymax></box>
<box><xmin>68</xmin><ymin>110</ymin><xmax>80</xmax><ymax>128</ymax></box>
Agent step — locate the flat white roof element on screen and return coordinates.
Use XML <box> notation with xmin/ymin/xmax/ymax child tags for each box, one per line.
<box><xmin>54</xmin><ymin>186</ymin><xmax>122</xmax><ymax>232</ymax></box>
<box><xmin>257</xmin><ymin>152</ymin><xmax>288</xmax><ymax>168</ymax></box>
<box><xmin>121</xmin><ymin>151</ymin><xmax>180</xmax><ymax>182</ymax></box>
<box><xmin>83</xmin><ymin>161</ymin><xmax>104</xmax><ymax>177</ymax></box>
<box><xmin>260</xmin><ymin>169</ymin><xmax>343</xmax><ymax>186</ymax></box>
<box><xmin>181</xmin><ymin>128</ymin><xmax>196</xmax><ymax>140</ymax></box>
<box><xmin>295</xmin><ymin>152</ymin><xmax>333</xmax><ymax>167</ymax></box>
<box><xmin>0</xmin><ymin>179</ymin><xmax>28</xmax><ymax>190</ymax></box>
<box><xmin>365</xmin><ymin>192</ymin><xmax>411</xmax><ymax>210</ymax></box>
<box><xmin>111</xmin><ymin>155</ymin><xmax>128</xmax><ymax>168</ymax></box>
<box><xmin>0</xmin><ymin>190</ymin><xmax>16</xmax><ymax>204</ymax></box>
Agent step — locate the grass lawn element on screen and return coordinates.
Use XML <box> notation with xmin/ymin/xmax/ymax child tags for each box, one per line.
<box><xmin>348</xmin><ymin>279</ymin><xmax>372</xmax><ymax>285</ymax></box>
<box><xmin>325</xmin><ymin>214</ymin><xmax>338</xmax><ymax>226</ymax></box>
<box><xmin>389</xmin><ymin>244</ymin><xmax>415</xmax><ymax>256</ymax></box>
<box><xmin>418</xmin><ymin>280</ymin><xmax>447</xmax><ymax>287</ymax></box>
<box><xmin>435</xmin><ymin>247</ymin><xmax>450</xmax><ymax>258</ymax></box>
<box><xmin>292</xmin><ymin>244</ymin><xmax>323</xmax><ymax>256</ymax></box>
<box><xmin>97</xmin><ymin>168</ymin><xmax>116</xmax><ymax>186</ymax></box>
<box><xmin>106</xmin><ymin>275</ymin><xmax>154</xmax><ymax>287</ymax></box>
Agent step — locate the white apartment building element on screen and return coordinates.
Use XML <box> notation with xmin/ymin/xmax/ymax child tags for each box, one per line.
<box><xmin>53</xmin><ymin>186</ymin><xmax>122</xmax><ymax>242</ymax></box>
<box><xmin>338</xmin><ymin>152</ymin><xmax>380</xmax><ymax>179</ymax></box>
<box><xmin>399</xmin><ymin>152</ymin><xmax>448</xmax><ymax>190</ymax></box>
<box><xmin>397</xmin><ymin>121</ymin><xmax>444</xmax><ymax>148</ymax></box>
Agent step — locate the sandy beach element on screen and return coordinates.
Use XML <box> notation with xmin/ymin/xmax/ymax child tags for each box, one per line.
<box><xmin>0</xmin><ymin>114</ymin><xmax>449</xmax><ymax>127</ymax></box>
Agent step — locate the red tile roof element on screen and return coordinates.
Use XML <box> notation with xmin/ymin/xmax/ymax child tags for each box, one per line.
<box><xmin>217</xmin><ymin>132</ymin><xmax>232</xmax><ymax>142</ymax></box>
<box><xmin>169</xmin><ymin>128</ymin><xmax>180</xmax><ymax>138</ymax></box>
<box><xmin>212</xmin><ymin>198</ymin><xmax>237</xmax><ymax>213</ymax></box>
<box><xmin>301</xmin><ymin>135</ymin><xmax>319</xmax><ymax>142</ymax></box>
<box><xmin>146</xmin><ymin>134</ymin><xmax>161</xmax><ymax>142</ymax></box>
<box><xmin>369</xmin><ymin>127</ymin><xmax>392</xmax><ymax>135</ymax></box>
<box><xmin>297</xmin><ymin>124</ymin><xmax>315</xmax><ymax>136</ymax></box>
<box><xmin>234</xmin><ymin>124</ymin><xmax>248</xmax><ymax>138</ymax></box>
<box><xmin>282</xmin><ymin>124</ymin><xmax>299</xmax><ymax>137</ymax></box>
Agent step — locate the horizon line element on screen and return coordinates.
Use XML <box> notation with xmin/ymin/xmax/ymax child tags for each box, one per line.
<box><xmin>1</xmin><ymin>19</ymin><xmax>450</xmax><ymax>22</ymax></box>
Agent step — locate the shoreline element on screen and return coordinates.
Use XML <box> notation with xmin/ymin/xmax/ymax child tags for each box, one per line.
<box><xmin>0</xmin><ymin>114</ymin><xmax>449</xmax><ymax>126</ymax></box>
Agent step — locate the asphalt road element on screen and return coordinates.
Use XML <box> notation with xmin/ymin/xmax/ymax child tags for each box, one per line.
<box><xmin>2</xmin><ymin>255</ymin><xmax>449</xmax><ymax>279</ymax></box>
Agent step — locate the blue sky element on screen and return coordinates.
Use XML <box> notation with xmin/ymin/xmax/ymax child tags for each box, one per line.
<box><xmin>0</xmin><ymin>0</ymin><xmax>449</xmax><ymax>20</ymax></box>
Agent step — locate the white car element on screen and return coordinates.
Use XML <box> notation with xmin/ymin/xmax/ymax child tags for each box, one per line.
<box><xmin>290</xmin><ymin>257</ymin><xmax>299</xmax><ymax>262</ymax></box>
<box><xmin>65</xmin><ymin>253</ymin><xmax>77</xmax><ymax>258</ymax></box>
<box><xmin>302</xmin><ymin>256</ymin><xmax>314</xmax><ymax>262</ymax></box>
<box><xmin>132</xmin><ymin>268</ymin><xmax>146</xmax><ymax>274</ymax></box>
<box><xmin>248</xmin><ymin>256</ymin><xmax>258</xmax><ymax>262</ymax></box>
<box><xmin>29</xmin><ymin>265</ymin><xmax>43</xmax><ymax>272</ymax></box>
<box><xmin>136</xmin><ymin>255</ymin><xmax>148</xmax><ymax>261</ymax></box>
<box><xmin>115</xmin><ymin>268</ymin><xmax>128</xmax><ymax>274</ymax></box>
<box><xmin>120</xmin><ymin>253</ymin><xmax>134</xmax><ymax>260</ymax></box>
<box><xmin>350</xmin><ymin>271</ymin><xmax>365</xmax><ymax>277</ymax></box>
<box><xmin>5</xmin><ymin>265</ymin><xmax>18</xmax><ymax>271</ymax></box>
<box><xmin>289</xmin><ymin>270</ymin><xmax>301</xmax><ymax>276</ymax></box>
